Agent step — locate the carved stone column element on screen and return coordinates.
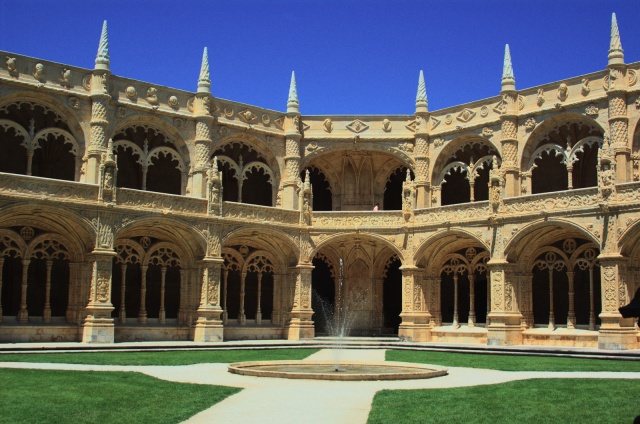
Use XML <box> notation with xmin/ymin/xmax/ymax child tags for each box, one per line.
<box><xmin>86</xmin><ymin>72</ymin><xmax>111</xmax><ymax>185</ymax></box>
<box><xmin>286</xmin><ymin>264</ymin><xmax>314</xmax><ymax>340</ymax></box>
<box><xmin>597</xmin><ymin>254</ymin><xmax>637</xmax><ymax>349</ymax></box>
<box><xmin>499</xmin><ymin>45</ymin><xmax>520</xmax><ymax>197</ymax></box>
<box><xmin>193</xmin><ymin>257</ymin><xmax>224</xmax><ymax>342</ymax></box>
<box><xmin>282</xmin><ymin>72</ymin><xmax>302</xmax><ymax>210</ymax></box>
<box><xmin>191</xmin><ymin>47</ymin><xmax>214</xmax><ymax>198</ymax></box>
<box><xmin>486</xmin><ymin>260</ymin><xmax>523</xmax><ymax>345</ymax></box>
<box><xmin>192</xmin><ymin>99</ymin><xmax>214</xmax><ymax>198</ymax></box>
<box><xmin>82</xmin><ymin>250</ymin><xmax>116</xmax><ymax>343</ymax></box>
<box><xmin>398</xmin><ymin>266</ymin><xmax>432</xmax><ymax>342</ymax></box>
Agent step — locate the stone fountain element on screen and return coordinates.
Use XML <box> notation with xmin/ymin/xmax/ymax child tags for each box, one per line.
<box><xmin>228</xmin><ymin>259</ymin><xmax>448</xmax><ymax>381</ymax></box>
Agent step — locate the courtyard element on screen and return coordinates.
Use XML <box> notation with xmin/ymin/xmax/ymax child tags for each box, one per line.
<box><xmin>1</xmin><ymin>341</ymin><xmax>639</xmax><ymax>423</ymax></box>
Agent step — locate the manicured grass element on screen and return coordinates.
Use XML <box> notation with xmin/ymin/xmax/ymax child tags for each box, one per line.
<box><xmin>368</xmin><ymin>379</ymin><xmax>640</xmax><ymax>424</ymax></box>
<box><xmin>0</xmin><ymin>348</ymin><xmax>318</xmax><ymax>366</ymax></box>
<box><xmin>0</xmin><ymin>368</ymin><xmax>240</xmax><ymax>424</ymax></box>
<box><xmin>387</xmin><ymin>349</ymin><xmax>640</xmax><ymax>372</ymax></box>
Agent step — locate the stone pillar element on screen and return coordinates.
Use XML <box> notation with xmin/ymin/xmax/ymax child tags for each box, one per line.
<box><xmin>17</xmin><ymin>259</ymin><xmax>30</xmax><ymax>323</ymax></box>
<box><xmin>43</xmin><ymin>260</ymin><xmax>53</xmax><ymax>323</ymax></box>
<box><xmin>567</xmin><ymin>271</ymin><xmax>576</xmax><ymax>329</ymax></box>
<box><xmin>0</xmin><ymin>258</ymin><xmax>3</xmax><ymax>322</ymax></box>
<box><xmin>486</xmin><ymin>260</ymin><xmax>523</xmax><ymax>345</ymax></box>
<box><xmin>286</xmin><ymin>264</ymin><xmax>314</xmax><ymax>340</ymax></box>
<box><xmin>193</xmin><ymin>257</ymin><xmax>224</xmax><ymax>342</ymax></box>
<box><xmin>606</xmin><ymin>15</ymin><xmax>631</xmax><ymax>183</ymax></box>
<box><xmin>82</xmin><ymin>250</ymin><xmax>116</xmax><ymax>343</ymax></box>
<box><xmin>597</xmin><ymin>254</ymin><xmax>637</xmax><ymax>349</ymax></box>
<box><xmin>86</xmin><ymin>74</ymin><xmax>111</xmax><ymax>185</ymax></box>
<box><xmin>398</xmin><ymin>266</ymin><xmax>432</xmax><ymax>342</ymax></box>
<box><xmin>282</xmin><ymin>72</ymin><xmax>302</xmax><ymax>210</ymax></box>
<box><xmin>118</xmin><ymin>264</ymin><xmax>126</xmax><ymax>323</ymax></box>
<box><xmin>499</xmin><ymin>45</ymin><xmax>520</xmax><ymax>197</ymax></box>
<box><xmin>192</xmin><ymin>101</ymin><xmax>214</xmax><ymax>198</ymax></box>
<box><xmin>138</xmin><ymin>265</ymin><xmax>148</xmax><ymax>324</ymax></box>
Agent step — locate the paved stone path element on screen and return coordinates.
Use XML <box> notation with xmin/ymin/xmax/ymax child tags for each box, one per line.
<box><xmin>1</xmin><ymin>348</ymin><xmax>639</xmax><ymax>424</ymax></box>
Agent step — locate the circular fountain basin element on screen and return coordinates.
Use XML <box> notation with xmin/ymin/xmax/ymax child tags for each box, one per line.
<box><xmin>228</xmin><ymin>360</ymin><xmax>448</xmax><ymax>381</ymax></box>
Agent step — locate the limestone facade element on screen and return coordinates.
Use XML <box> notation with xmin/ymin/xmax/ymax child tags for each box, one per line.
<box><xmin>0</xmin><ymin>16</ymin><xmax>639</xmax><ymax>349</ymax></box>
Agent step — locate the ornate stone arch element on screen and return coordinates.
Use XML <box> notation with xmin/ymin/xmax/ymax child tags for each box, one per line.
<box><xmin>221</xmin><ymin>227</ymin><xmax>298</xmax><ymax>270</ymax></box>
<box><xmin>0</xmin><ymin>204</ymin><xmax>92</xmax><ymax>260</ymax></box>
<box><xmin>242</xmin><ymin>161</ymin><xmax>274</xmax><ymax>184</ymax></box>
<box><xmin>143</xmin><ymin>242</ymin><xmax>183</xmax><ymax>268</ymax></box>
<box><xmin>216</xmin><ymin>133</ymin><xmax>281</xmax><ymax>177</ymax></box>
<box><xmin>112</xmin><ymin>118</ymin><xmax>190</xmax><ymax>163</ymax></box>
<box><xmin>505</xmin><ymin>218</ymin><xmax>600</xmax><ymax>266</ymax></box>
<box><xmin>114</xmin><ymin>240</ymin><xmax>144</xmax><ymax>265</ymax></box>
<box><xmin>520</xmin><ymin>113</ymin><xmax>605</xmax><ymax>173</ymax></box>
<box><xmin>302</xmin><ymin>142</ymin><xmax>414</xmax><ymax>168</ymax></box>
<box><xmin>431</xmin><ymin>134</ymin><xmax>500</xmax><ymax>184</ymax></box>
<box><xmin>0</xmin><ymin>92</ymin><xmax>87</xmax><ymax>148</ymax></box>
<box><xmin>26</xmin><ymin>233</ymin><xmax>73</xmax><ymax>261</ymax></box>
<box><xmin>0</xmin><ymin>119</ymin><xmax>30</xmax><ymax>145</ymax></box>
<box><xmin>303</xmin><ymin>156</ymin><xmax>341</xmax><ymax>196</ymax></box>
<box><xmin>0</xmin><ymin>228</ymin><xmax>27</xmax><ymax>258</ymax></box>
<box><xmin>414</xmin><ymin>229</ymin><xmax>490</xmax><ymax>273</ymax></box>
<box><xmin>222</xmin><ymin>247</ymin><xmax>244</xmax><ymax>271</ymax></box>
<box><xmin>243</xmin><ymin>250</ymin><xmax>277</xmax><ymax>274</ymax></box>
<box><xmin>308</xmin><ymin>232</ymin><xmax>404</xmax><ymax>264</ymax></box>
<box><xmin>115</xmin><ymin>217</ymin><xmax>206</xmax><ymax>264</ymax></box>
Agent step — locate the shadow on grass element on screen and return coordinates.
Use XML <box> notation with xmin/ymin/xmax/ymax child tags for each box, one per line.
<box><xmin>0</xmin><ymin>348</ymin><xmax>318</xmax><ymax>366</ymax></box>
<box><xmin>386</xmin><ymin>350</ymin><xmax>640</xmax><ymax>372</ymax></box>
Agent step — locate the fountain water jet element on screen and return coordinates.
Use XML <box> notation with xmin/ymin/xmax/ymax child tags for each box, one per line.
<box><xmin>228</xmin><ymin>258</ymin><xmax>448</xmax><ymax>381</ymax></box>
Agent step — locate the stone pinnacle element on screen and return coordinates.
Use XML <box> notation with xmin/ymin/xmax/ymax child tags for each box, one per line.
<box><xmin>287</xmin><ymin>71</ymin><xmax>299</xmax><ymax>114</ymax></box>
<box><xmin>501</xmin><ymin>44</ymin><xmax>516</xmax><ymax>91</ymax></box>
<box><xmin>608</xmin><ymin>13</ymin><xmax>624</xmax><ymax>66</ymax></box>
<box><xmin>198</xmin><ymin>47</ymin><xmax>211</xmax><ymax>93</ymax></box>
<box><xmin>415</xmin><ymin>70</ymin><xmax>428</xmax><ymax>113</ymax></box>
<box><xmin>95</xmin><ymin>20</ymin><xmax>110</xmax><ymax>71</ymax></box>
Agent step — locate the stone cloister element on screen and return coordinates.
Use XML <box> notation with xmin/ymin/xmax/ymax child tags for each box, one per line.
<box><xmin>0</xmin><ymin>16</ymin><xmax>638</xmax><ymax>349</ymax></box>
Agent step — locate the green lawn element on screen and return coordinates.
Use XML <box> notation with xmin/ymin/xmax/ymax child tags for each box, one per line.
<box><xmin>0</xmin><ymin>369</ymin><xmax>240</xmax><ymax>424</ymax></box>
<box><xmin>0</xmin><ymin>348</ymin><xmax>317</xmax><ymax>366</ymax></box>
<box><xmin>368</xmin><ymin>379</ymin><xmax>640</xmax><ymax>424</ymax></box>
<box><xmin>387</xmin><ymin>349</ymin><xmax>640</xmax><ymax>372</ymax></box>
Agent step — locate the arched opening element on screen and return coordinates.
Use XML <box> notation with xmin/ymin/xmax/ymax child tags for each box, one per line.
<box><xmin>31</xmin><ymin>134</ymin><xmax>75</xmax><ymax>181</ymax></box>
<box><xmin>311</xmin><ymin>256</ymin><xmax>335</xmax><ymax>335</ymax></box>
<box><xmin>383</xmin><ymin>168</ymin><xmax>407</xmax><ymax>211</ymax></box>
<box><xmin>437</xmin><ymin>140</ymin><xmax>498</xmax><ymax>206</ymax></box>
<box><xmin>146</xmin><ymin>152</ymin><xmax>182</xmax><ymax>195</ymax></box>
<box><xmin>0</xmin><ymin>125</ymin><xmax>28</xmax><ymax>175</ymax></box>
<box><xmin>532</xmin><ymin>151</ymin><xmax>568</xmax><ymax>193</ymax></box>
<box><xmin>212</xmin><ymin>141</ymin><xmax>274</xmax><ymax>206</ymax></box>
<box><xmin>525</xmin><ymin>120</ymin><xmax>603</xmax><ymax>194</ymax></box>
<box><xmin>242</xmin><ymin>167</ymin><xmax>272</xmax><ymax>206</ymax></box>
<box><xmin>301</xmin><ymin>167</ymin><xmax>332</xmax><ymax>211</ymax></box>
<box><xmin>1</xmin><ymin>256</ymin><xmax>23</xmax><ymax>316</ymax></box>
<box><xmin>382</xmin><ymin>256</ymin><xmax>402</xmax><ymax>333</ymax></box>
<box><xmin>441</xmin><ymin>168</ymin><xmax>470</xmax><ymax>206</ymax></box>
<box><xmin>114</xmin><ymin>125</ymin><xmax>185</xmax><ymax>195</ymax></box>
<box><xmin>571</xmin><ymin>143</ymin><xmax>599</xmax><ymax>189</ymax></box>
<box><xmin>0</xmin><ymin>102</ymin><xmax>78</xmax><ymax>181</ymax></box>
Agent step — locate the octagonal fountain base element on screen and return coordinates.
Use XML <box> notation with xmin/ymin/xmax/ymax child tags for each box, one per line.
<box><xmin>228</xmin><ymin>360</ymin><xmax>448</xmax><ymax>381</ymax></box>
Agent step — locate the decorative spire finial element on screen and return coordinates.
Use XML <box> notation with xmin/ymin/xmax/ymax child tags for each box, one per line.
<box><xmin>198</xmin><ymin>47</ymin><xmax>211</xmax><ymax>93</ymax></box>
<box><xmin>287</xmin><ymin>71</ymin><xmax>299</xmax><ymax>113</ymax></box>
<box><xmin>106</xmin><ymin>138</ymin><xmax>115</xmax><ymax>163</ymax></box>
<box><xmin>95</xmin><ymin>20</ymin><xmax>110</xmax><ymax>71</ymax></box>
<box><xmin>608</xmin><ymin>13</ymin><xmax>624</xmax><ymax>66</ymax></box>
<box><xmin>415</xmin><ymin>70</ymin><xmax>428</xmax><ymax>113</ymax></box>
<box><xmin>501</xmin><ymin>44</ymin><xmax>516</xmax><ymax>91</ymax></box>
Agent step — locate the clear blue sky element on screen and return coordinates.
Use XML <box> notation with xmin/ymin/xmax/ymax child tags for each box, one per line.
<box><xmin>1</xmin><ymin>0</ymin><xmax>639</xmax><ymax>115</ymax></box>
